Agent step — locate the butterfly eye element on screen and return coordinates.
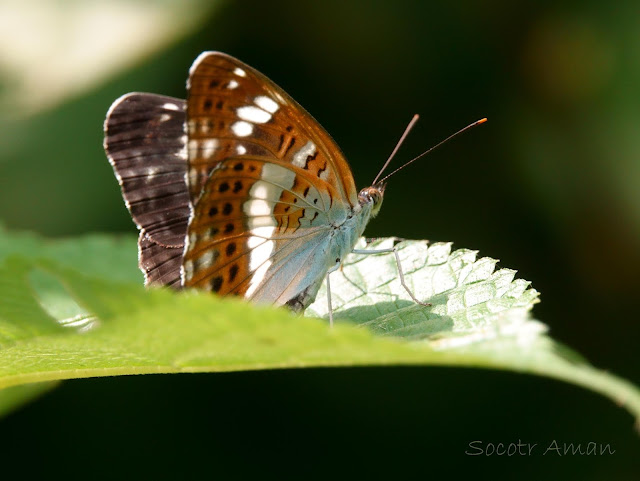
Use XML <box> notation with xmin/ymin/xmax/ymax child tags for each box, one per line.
<box><xmin>357</xmin><ymin>187</ymin><xmax>383</xmax><ymax>213</ymax></box>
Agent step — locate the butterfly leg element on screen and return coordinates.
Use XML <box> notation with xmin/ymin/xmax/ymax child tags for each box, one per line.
<box><xmin>352</xmin><ymin>247</ymin><xmax>431</xmax><ymax>307</ymax></box>
<box><xmin>326</xmin><ymin>262</ymin><xmax>342</xmax><ymax>328</ymax></box>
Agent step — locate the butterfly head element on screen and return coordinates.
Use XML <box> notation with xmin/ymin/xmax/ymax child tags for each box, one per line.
<box><xmin>358</xmin><ymin>184</ymin><xmax>385</xmax><ymax>218</ymax></box>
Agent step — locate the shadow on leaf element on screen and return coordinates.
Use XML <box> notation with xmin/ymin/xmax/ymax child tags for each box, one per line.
<box><xmin>336</xmin><ymin>300</ymin><xmax>455</xmax><ymax>340</ymax></box>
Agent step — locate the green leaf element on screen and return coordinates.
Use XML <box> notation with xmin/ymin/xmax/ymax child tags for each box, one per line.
<box><xmin>306</xmin><ymin>238</ymin><xmax>540</xmax><ymax>340</ymax></box>
<box><xmin>0</xmin><ymin>228</ymin><xmax>639</xmax><ymax>426</ymax></box>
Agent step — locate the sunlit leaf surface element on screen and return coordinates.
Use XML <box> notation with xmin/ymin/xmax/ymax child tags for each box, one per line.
<box><xmin>0</xmin><ymin>227</ymin><xmax>638</xmax><ymax>424</ymax></box>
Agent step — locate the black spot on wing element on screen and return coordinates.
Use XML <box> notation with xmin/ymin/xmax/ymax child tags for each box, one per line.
<box><xmin>211</xmin><ymin>276</ymin><xmax>223</xmax><ymax>292</ymax></box>
<box><xmin>229</xmin><ymin>264</ymin><xmax>239</xmax><ymax>282</ymax></box>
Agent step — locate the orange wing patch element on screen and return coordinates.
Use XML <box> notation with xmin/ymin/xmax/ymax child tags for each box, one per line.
<box><xmin>183</xmin><ymin>157</ymin><xmax>332</xmax><ymax>296</ymax></box>
<box><xmin>186</xmin><ymin>52</ymin><xmax>358</xmax><ymax>207</ymax></box>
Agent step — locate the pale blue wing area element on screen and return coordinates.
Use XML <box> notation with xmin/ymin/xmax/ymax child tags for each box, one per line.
<box><xmin>242</xmin><ymin>205</ymin><xmax>372</xmax><ymax>310</ymax></box>
<box><xmin>245</xmin><ymin>230</ymin><xmax>333</xmax><ymax>307</ymax></box>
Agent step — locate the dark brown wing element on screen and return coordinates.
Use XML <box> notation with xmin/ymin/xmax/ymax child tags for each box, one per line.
<box><xmin>138</xmin><ymin>233</ymin><xmax>183</xmax><ymax>288</ymax></box>
<box><xmin>104</xmin><ymin>93</ymin><xmax>190</xmax><ymax>286</ymax></box>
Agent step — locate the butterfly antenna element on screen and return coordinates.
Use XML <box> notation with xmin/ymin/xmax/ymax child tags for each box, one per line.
<box><xmin>375</xmin><ymin>117</ymin><xmax>487</xmax><ymax>186</ymax></box>
<box><xmin>372</xmin><ymin>114</ymin><xmax>420</xmax><ymax>185</ymax></box>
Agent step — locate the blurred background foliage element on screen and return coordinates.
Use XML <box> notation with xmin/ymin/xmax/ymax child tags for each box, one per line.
<box><xmin>0</xmin><ymin>0</ymin><xmax>638</xmax><ymax>478</ymax></box>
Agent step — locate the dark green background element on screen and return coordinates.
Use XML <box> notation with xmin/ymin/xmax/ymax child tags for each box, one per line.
<box><xmin>1</xmin><ymin>1</ymin><xmax>638</xmax><ymax>478</ymax></box>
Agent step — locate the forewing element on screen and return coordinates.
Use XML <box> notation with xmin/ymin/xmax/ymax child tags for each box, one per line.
<box><xmin>185</xmin><ymin>51</ymin><xmax>358</xmax><ymax>209</ymax></box>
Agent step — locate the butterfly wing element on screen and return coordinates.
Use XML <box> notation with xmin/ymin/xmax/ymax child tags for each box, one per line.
<box><xmin>104</xmin><ymin>93</ymin><xmax>190</xmax><ymax>286</ymax></box>
<box><xmin>186</xmin><ymin>52</ymin><xmax>358</xmax><ymax>209</ymax></box>
<box><xmin>138</xmin><ymin>232</ymin><xmax>184</xmax><ymax>288</ymax></box>
<box><xmin>183</xmin><ymin>52</ymin><xmax>359</xmax><ymax>306</ymax></box>
<box><xmin>183</xmin><ymin>155</ymin><xmax>344</xmax><ymax>305</ymax></box>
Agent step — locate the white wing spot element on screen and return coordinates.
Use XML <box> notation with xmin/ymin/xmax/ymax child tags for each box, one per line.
<box><xmin>188</xmin><ymin>139</ymin><xmax>203</xmax><ymax>157</ymax></box>
<box><xmin>202</xmin><ymin>139</ymin><xmax>218</xmax><ymax>158</ymax></box>
<box><xmin>254</xmin><ymin>96</ymin><xmax>279</xmax><ymax>113</ymax></box>
<box><xmin>292</xmin><ymin>141</ymin><xmax>316</xmax><ymax>167</ymax></box>
<box><xmin>163</xmin><ymin>103</ymin><xmax>179</xmax><ymax>111</ymax></box>
<box><xmin>245</xmin><ymin>260</ymin><xmax>272</xmax><ymax>298</ymax></box>
<box><xmin>248</xmin><ymin>241</ymin><xmax>273</xmax><ymax>270</ymax></box>
<box><xmin>244</xmin><ymin>199</ymin><xmax>272</xmax><ymax>217</ymax></box>
<box><xmin>184</xmin><ymin>260</ymin><xmax>194</xmax><ymax>281</ymax></box>
<box><xmin>233</xmin><ymin>67</ymin><xmax>246</xmax><ymax>77</ymax></box>
<box><xmin>228</xmin><ymin>79</ymin><xmax>239</xmax><ymax>89</ymax></box>
<box><xmin>188</xmin><ymin>167</ymin><xmax>198</xmax><ymax>186</ymax></box>
<box><xmin>237</xmin><ymin>105</ymin><xmax>271</xmax><ymax>124</ymax></box>
<box><xmin>237</xmin><ymin>145</ymin><xmax>247</xmax><ymax>155</ymax></box>
<box><xmin>231</xmin><ymin>121</ymin><xmax>253</xmax><ymax>137</ymax></box>
<box><xmin>159</xmin><ymin>113</ymin><xmax>171</xmax><ymax>122</ymax></box>
<box><xmin>178</xmin><ymin>142</ymin><xmax>188</xmax><ymax>160</ymax></box>
<box><xmin>251</xmin><ymin>182</ymin><xmax>269</xmax><ymax>200</ymax></box>
<box><xmin>250</xmin><ymin>180</ymin><xmax>281</xmax><ymax>201</ymax></box>
<box><xmin>249</xmin><ymin>226</ymin><xmax>276</xmax><ymax>242</ymax></box>
<box><xmin>243</xmin><ymin>161</ymin><xmax>301</xmax><ymax>298</ymax></box>
<box><xmin>198</xmin><ymin>250</ymin><xmax>214</xmax><ymax>270</ymax></box>
<box><xmin>245</xmin><ymin>226</ymin><xmax>275</xmax><ymax>298</ymax></box>
<box><xmin>247</xmin><ymin>216</ymin><xmax>277</xmax><ymax>229</ymax></box>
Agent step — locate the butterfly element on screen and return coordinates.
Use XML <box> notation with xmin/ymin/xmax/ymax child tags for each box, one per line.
<box><xmin>105</xmin><ymin>52</ymin><xmax>480</xmax><ymax>323</ymax></box>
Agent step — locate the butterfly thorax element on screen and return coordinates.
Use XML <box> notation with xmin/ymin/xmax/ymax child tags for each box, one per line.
<box><xmin>327</xmin><ymin>184</ymin><xmax>384</xmax><ymax>263</ymax></box>
<box><xmin>283</xmin><ymin>191</ymin><xmax>378</xmax><ymax>312</ymax></box>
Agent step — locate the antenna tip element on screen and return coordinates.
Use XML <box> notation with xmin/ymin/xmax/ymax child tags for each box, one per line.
<box><xmin>478</xmin><ymin>118</ymin><xmax>488</xmax><ymax>124</ymax></box>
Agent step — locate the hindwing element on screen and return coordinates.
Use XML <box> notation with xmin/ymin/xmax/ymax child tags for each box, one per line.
<box><xmin>104</xmin><ymin>93</ymin><xmax>190</xmax><ymax>286</ymax></box>
<box><xmin>183</xmin><ymin>156</ymin><xmax>348</xmax><ymax>305</ymax></box>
